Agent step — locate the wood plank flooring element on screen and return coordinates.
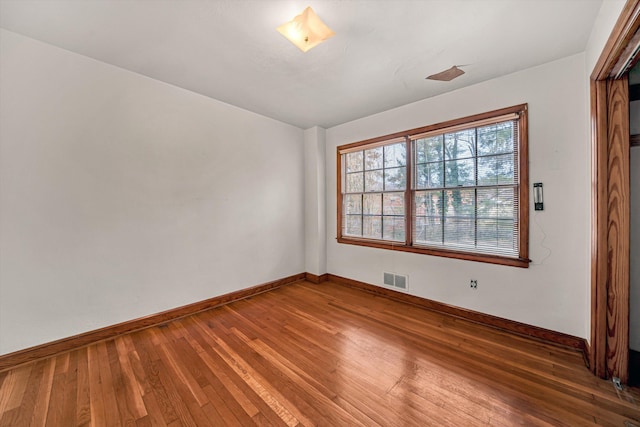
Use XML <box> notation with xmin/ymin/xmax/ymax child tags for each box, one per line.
<box><xmin>1</xmin><ymin>280</ymin><xmax>639</xmax><ymax>426</ymax></box>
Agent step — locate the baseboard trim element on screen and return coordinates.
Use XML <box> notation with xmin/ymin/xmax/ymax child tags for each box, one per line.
<box><xmin>305</xmin><ymin>272</ymin><xmax>329</xmax><ymax>284</ymax></box>
<box><xmin>327</xmin><ymin>274</ymin><xmax>589</xmax><ymax>360</ymax></box>
<box><xmin>0</xmin><ymin>272</ymin><xmax>306</xmax><ymax>372</ymax></box>
<box><xmin>1</xmin><ymin>271</ymin><xmax>590</xmax><ymax>372</ymax></box>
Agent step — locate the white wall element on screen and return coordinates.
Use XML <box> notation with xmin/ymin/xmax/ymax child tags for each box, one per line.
<box><xmin>585</xmin><ymin>0</ymin><xmax>626</xmax><ymax>76</ymax></box>
<box><xmin>0</xmin><ymin>29</ymin><xmax>305</xmax><ymax>355</ymax></box>
<box><xmin>304</xmin><ymin>126</ymin><xmax>327</xmax><ymax>276</ymax></box>
<box><xmin>326</xmin><ymin>53</ymin><xmax>590</xmax><ymax>338</ymax></box>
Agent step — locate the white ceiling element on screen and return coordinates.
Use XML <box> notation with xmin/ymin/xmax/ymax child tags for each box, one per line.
<box><xmin>0</xmin><ymin>0</ymin><xmax>603</xmax><ymax>129</ymax></box>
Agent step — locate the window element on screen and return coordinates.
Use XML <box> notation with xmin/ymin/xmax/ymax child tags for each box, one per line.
<box><xmin>343</xmin><ymin>140</ymin><xmax>407</xmax><ymax>241</ymax></box>
<box><xmin>337</xmin><ymin>104</ymin><xmax>529</xmax><ymax>268</ymax></box>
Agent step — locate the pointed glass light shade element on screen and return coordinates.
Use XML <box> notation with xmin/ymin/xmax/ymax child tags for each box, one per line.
<box><xmin>277</xmin><ymin>6</ymin><xmax>335</xmax><ymax>52</ymax></box>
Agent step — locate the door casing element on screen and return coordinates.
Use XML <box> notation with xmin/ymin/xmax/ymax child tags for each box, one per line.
<box><xmin>590</xmin><ymin>0</ymin><xmax>639</xmax><ymax>383</ymax></box>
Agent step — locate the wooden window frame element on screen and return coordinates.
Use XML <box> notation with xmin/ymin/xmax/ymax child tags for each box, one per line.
<box><xmin>337</xmin><ymin>104</ymin><xmax>530</xmax><ymax>268</ymax></box>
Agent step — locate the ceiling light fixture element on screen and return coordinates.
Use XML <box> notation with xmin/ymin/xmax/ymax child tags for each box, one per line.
<box><xmin>426</xmin><ymin>65</ymin><xmax>466</xmax><ymax>81</ymax></box>
<box><xmin>277</xmin><ymin>6</ymin><xmax>335</xmax><ymax>52</ymax></box>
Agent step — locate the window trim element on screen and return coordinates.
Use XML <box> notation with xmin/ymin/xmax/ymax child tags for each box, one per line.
<box><xmin>336</xmin><ymin>104</ymin><xmax>530</xmax><ymax>268</ymax></box>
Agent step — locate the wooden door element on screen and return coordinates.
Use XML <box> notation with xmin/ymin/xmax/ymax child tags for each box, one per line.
<box><xmin>590</xmin><ymin>0</ymin><xmax>638</xmax><ymax>383</ymax></box>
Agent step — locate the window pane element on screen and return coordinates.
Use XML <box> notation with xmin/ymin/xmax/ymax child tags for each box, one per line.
<box><xmin>477</xmin><ymin>124</ymin><xmax>496</xmax><ymax>156</ymax></box>
<box><xmin>363</xmin><ymin>216</ymin><xmax>382</xmax><ymax>239</ymax></box>
<box><xmin>444</xmin><ymin>189</ymin><xmax>475</xmax><ymax>217</ymax></box>
<box><xmin>414</xmin><ymin>216</ymin><xmax>442</xmax><ymax>244</ymax></box>
<box><xmin>477</xmin><ymin>122</ymin><xmax>514</xmax><ymax>156</ymax></box>
<box><xmin>363</xmin><ymin>193</ymin><xmax>382</xmax><ymax>215</ymax></box>
<box><xmin>346</xmin><ymin>151</ymin><xmax>364</xmax><ymax>172</ymax></box>
<box><xmin>344</xmin><ymin>215</ymin><xmax>362</xmax><ymax>236</ymax></box>
<box><xmin>478</xmin><ymin>153</ymin><xmax>514</xmax><ymax>186</ymax></box>
<box><xmin>344</xmin><ymin>194</ymin><xmax>362</xmax><ymax>215</ymax></box>
<box><xmin>383</xmin><ymin>216</ymin><xmax>405</xmax><ymax>241</ymax></box>
<box><xmin>416</xmin><ymin>136</ymin><xmax>443</xmax><ymax>163</ymax></box>
<box><xmin>414</xmin><ymin>216</ymin><xmax>426</xmax><ymax>242</ymax></box>
<box><xmin>496</xmin><ymin>154</ymin><xmax>515</xmax><ymax>185</ymax></box>
<box><xmin>477</xmin><ymin>188</ymin><xmax>497</xmax><ymax>218</ymax></box>
<box><xmin>383</xmin><ymin>192</ymin><xmax>404</xmax><ymax>215</ymax></box>
<box><xmin>384</xmin><ymin>143</ymin><xmax>406</xmax><ymax>167</ymax></box>
<box><xmin>346</xmin><ymin>172</ymin><xmax>363</xmax><ymax>193</ymax></box>
<box><xmin>415</xmin><ymin>190</ymin><xmax>444</xmax><ymax>217</ymax></box>
<box><xmin>444</xmin><ymin>159</ymin><xmax>475</xmax><ymax>187</ymax></box>
<box><xmin>477</xmin><ymin>219</ymin><xmax>498</xmax><ymax>248</ymax></box>
<box><xmin>477</xmin><ymin>188</ymin><xmax>514</xmax><ymax>219</ymax></box>
<box><xmin>445</xmin><ymin>129</ymin><xmax>475</xmax><ymax>160</ymax></box>
<box><xmin>416</xmin><ymin>162</ymin><xmax>443</xmax><ymax>189</ymax></box>
<box><xmin>384</xmin><ymin>166</ymin><xmax>406</xmax><ymax>190</ymax></box>
<box><xmin>444</xmin><ymin>218</ymin><xmax>474</xmax><ymax>246</ymax></box>
<box><xmin>496</xmin><ymin>219</ymin><xmax>515</xmax><ymax>249</ymax></box>
<box><xmin>364</xmin><ymin>170</ymin><xmax>383</xmax><ymax>192</ymax></box>
<box><xmin>365</xmin><ymin>147</ymin><xmax>383</xmax><ymax>170</ymax></box>
<box><xmin>497</xmin><ymin>187</ymin><xmax>516</xmax><ymax>217</ymax></box>
<box><xmin>477</xmin><ymin>219</ymin><xmax>515</xmax><ymax>250</ymax></box>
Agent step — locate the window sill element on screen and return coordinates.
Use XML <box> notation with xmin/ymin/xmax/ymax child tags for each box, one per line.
<box><xmin>337</xmin><ymin>237</ymin><xmax>531</xmax><ymax>268</ymax></box>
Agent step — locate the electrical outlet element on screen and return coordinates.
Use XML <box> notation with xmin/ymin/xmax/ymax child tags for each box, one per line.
<box><xmin>470</xmin><ymin>279</ymin><xmax>478</xmax><ymax>289</ymax></box>
<box><xmin>613</xmin><ymin>377</ymin><xmax>623</xmax><ymax>391</ymax></box>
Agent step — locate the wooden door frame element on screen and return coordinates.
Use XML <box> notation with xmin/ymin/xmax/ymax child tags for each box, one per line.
<box><xmin>590</xmin><ymin>0</ymin><xmax>640</xmax><ymax>383</ymax></box>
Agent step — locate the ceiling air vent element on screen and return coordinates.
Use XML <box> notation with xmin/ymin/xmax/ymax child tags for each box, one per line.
<box><xmin>426</xmin><ymin>65</ymin><xmax>465</xmax><ymax>81</ymax></box>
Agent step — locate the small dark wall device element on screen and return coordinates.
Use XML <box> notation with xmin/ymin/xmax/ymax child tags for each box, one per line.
<box><xmin>534</xmin><ymin>182</ymin><xmax>544</xmax><ymax>211</ymax></box>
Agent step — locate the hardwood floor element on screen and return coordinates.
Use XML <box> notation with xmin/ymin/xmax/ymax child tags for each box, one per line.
<box><xmin>1</xmin><ymin>280</ymin><xmax>639</xmax><ymax>426</ymax></box>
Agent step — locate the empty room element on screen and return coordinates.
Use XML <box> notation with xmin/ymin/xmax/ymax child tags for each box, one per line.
<box><xmin>1</xmin><ymin>0</ymin><xmax>640</xmax><ymax>425</ymax></box>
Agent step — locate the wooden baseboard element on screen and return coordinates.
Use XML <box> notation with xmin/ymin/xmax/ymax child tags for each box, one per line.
<box><xmin>0</xmin><ymin>272</ymin><xmax>306</xmax><ymax>372</ymax></box>
<box><xmin>305</xmin><ymin>272</ymin><xmax>329</xmax><ymax>284</ymax></box>
<box><xmin>0</xmin><ymin>271</ymin><xmax>590</xmax><ymax>372</ymax></box>
<box><xmin>327</xmin><ymin>274</ymin><xmax>589</xmax><ymax>360</ymax></box>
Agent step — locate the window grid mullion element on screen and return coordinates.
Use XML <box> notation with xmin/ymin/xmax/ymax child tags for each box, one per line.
<box><xmin>382</xmin><ymin>147</ymin><xmax>385</xmax><ymax>240</ymax></box>
<box><xmin>405</xmin><ymin>136</ymin><xmax>412</xmax><ymax>246</ymax></box>
<box><xmin>360</xmin><ymin>193</ymin><xmax>364</xmax><ymax>237</ymax></box>
<box><xmin>474</xmin><ymin>127</ymin><xmax>479</xmax><ymax>248</ymax></box>
<box><xmin>381</xmin><ymin>193</ymin><xmax>385</xmax><ymax>240</ymax></box>
<box><xmin>441</xmin><ymin>136</ymin><xmax>446</xmax><ymax>245</ymax></box>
